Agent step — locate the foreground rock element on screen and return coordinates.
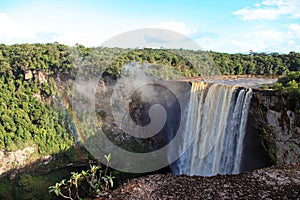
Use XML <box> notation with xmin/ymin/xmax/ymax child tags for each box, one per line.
<box><xmin>110</xmin><ymin>163</ymin><xmax>300</xmax><ymax>199</ymax></box>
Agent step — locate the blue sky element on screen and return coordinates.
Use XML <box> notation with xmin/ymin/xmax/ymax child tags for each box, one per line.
<box><xmin>0</xmin><ymin>0</ymin><xmax>299</xmax><ymax>53</ymax></box>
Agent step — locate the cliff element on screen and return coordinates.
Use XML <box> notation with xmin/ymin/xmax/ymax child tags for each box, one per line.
<box><xmin>249</xmin><ymin>90</ymin><xmax>300</xmax><ymax>165</ymax></box>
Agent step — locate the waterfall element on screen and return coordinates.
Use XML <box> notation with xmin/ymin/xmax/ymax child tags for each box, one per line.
<box><xmin>170</xmin><ymin>82</ymin><xmax>252</xmax><ymax>176</ymax></box>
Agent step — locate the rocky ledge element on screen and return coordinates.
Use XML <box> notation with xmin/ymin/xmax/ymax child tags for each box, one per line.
<box><xmin>109</xmin><ymin>163</ymin><xmax>300</xmax><ymax>200</ymax></box>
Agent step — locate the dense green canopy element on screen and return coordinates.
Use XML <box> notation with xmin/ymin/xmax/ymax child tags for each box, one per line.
<box><xmin>1</xmin><ymin>43</ymin><xmax>300</xmax><ymax>154</ymax></box>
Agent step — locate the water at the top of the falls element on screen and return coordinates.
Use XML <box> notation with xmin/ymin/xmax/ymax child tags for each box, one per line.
<box><xmin>195</xmin><ymin>77</ymin><xmax>277</xmax><ymax>89</ymax></box>
<box><xmin>169</xmin><ymin>81</ymin><xmax>252</xmax><ymax>176</ymax></box>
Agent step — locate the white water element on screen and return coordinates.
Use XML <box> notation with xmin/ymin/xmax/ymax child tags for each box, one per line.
<box><xmin>171</xmin><ymin>82</ymin><xmax>252</xmax><ymax>176</ymax></box>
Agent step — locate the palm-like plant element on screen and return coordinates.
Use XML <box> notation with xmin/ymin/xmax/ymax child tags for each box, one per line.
<box><xmin>49</xmin><ymin>154</ymin><xmax>115</xmax><ymax>199</ymax></box>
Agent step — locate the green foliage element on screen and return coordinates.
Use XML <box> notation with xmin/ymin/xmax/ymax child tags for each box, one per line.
<box><xmin>0</xmin><ymin>166</ymin><xmax>75</xmax><ymax>200</ymax></box>
<box><xmin>103</xmin><ymin>49</ymin><xmax>300</xmax><ymax>77</ymax></box>
<box><xmin>0</xmin><ymin>43</ymin><xmax>75</xmax><ymax>154</ymax></box>
<box><xmin>0</xmin><ymin>177</ymin><xmax>14</xmax><ymax>200</ymax></box>
<box><xmin>72</xmin><ymin>47</ymin><xmax>300</xmax><ymax>79</ymax></box>
<box><xmin>0</xmin><ymin>146</ymin><xmax>91</xmax><ymax>199</ymax></box>
<box><xmin>273</xmin><ymin>82</ymin><xmax>284</xmax><ymax>92</ymax></box>
<box><xmin>49</xmin><ymin>154</ymin><xmax>115</xmax><ymax>200</ymax></box>
<box><xmin>274</xmin><ymin>71</ymin><xmax>300</xmax><ymax>94</ymax></box>
<box><xmin>104</xmin><ymin>48</ymin><xmax>203</xmax><ymax>78</ymax></box>
<box><xmin>212</xmin><ymin>51</ymin><xmax>300</xmax><ymax>75</ymax></box>
<box><xmin>0</xmin><ymin>43</ymin><xmax>299</xmax><ymax>200</ymax></box>
<box><xmin>0</xmin><ymin>43</ymin><xmax>300</xmax><ymax>155</ymax></box>
<box><xmin>261</xmin><ymin>84</ymin><xmax>270</xmax><ymax>90</ymax></box>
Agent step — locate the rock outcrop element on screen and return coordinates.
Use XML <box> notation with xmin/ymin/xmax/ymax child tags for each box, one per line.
<box><xmin>249</xmin><ymin>90</ymin><xmax>300</xmax><ymax>165</ymax></box>
<box><xmin>24</xmin><ymin>69</ymin><xmax>33</xmax><ymax>80</ymax></box>
<box><xmin>0</xmin><ymin>146</ymin><xmax>36</xmax><ymax>176</ymax></box>
<box><xmin>37</xmin><ymin>71</ymin><xmax>47</xmax><ymax>83</ymax></box>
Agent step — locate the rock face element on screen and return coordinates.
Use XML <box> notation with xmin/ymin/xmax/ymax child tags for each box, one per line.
<box><xmin>0</xmin><ymin>146</ymin><xmax>36</xmax><ymax>176</ymax></box>
<box><xmin>110</xmin><ymin>163</ymin><xmax>300</xmax><ymax>199</ymax></box>
<box><xmin>24</xmin><ymin>69</ymin><xmax>33</xmax><ymax>80</ymax></box>
<box><xmin>37</xmin><ymin>71</ymin><xmax>47</xmax><ymax>83</ymax></box>
<box><xmin>249</xmin><ymin>90</ymin><xmax>300</xmax><ymax>165</ymax></box>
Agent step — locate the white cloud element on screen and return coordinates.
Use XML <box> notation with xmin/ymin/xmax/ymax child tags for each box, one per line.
<box><xmin>255</xmin><ymin>3</ymin><xmax>261</xmax><ymax>8</ymax></box>
<box><xmin>233</xmin><ymin>0</ymin><xmax>300</xmax><ymax>20</ymax></box>
<box><xmin>0</xmin><ymin>12</ymin><xmax>38</xmax><ymax>43</ymax></box>
<box><xmin>150</xmin><ymin>21</ymin><xmax>195</xmax><ymax>36</ymax></box>
<box><xmin>288</xmin><ymin>23</ymin><xmax>300</xmax><ymax>36</ymax></box>
<box><xmin>196</xmin><ymin>24</ymin><xmax>300</xmax><ymax>53</ymax></box>
<box><xmin>233</xmin><ymin>7</ymin><xmax>280</xmax><ymax>20</ymax></box>
<box><xmin>0</xmin><ymin>1</ymin><xmax>299</xmax><ymax>54</ymax></box>
<box><xmin>0</xmin><ymin>10</ymin><xmax>130</xmax><ymax>47</ymax></box>
<box><xmin>262</xmin><ymin>0</ymin><xmax>285</xmax><ymax>6</ymax></box>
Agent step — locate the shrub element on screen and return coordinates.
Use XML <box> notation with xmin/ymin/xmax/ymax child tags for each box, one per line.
<box><xmin>49</xmin><ymin>154</ymin><xmax>114</xmax><ymax>199</ymax></box>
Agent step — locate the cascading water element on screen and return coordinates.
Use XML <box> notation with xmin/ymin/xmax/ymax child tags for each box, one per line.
<box><xmin>170</xmin><ymin>82</ymin><xmax>252</xmax><ymax>176</ymax></box>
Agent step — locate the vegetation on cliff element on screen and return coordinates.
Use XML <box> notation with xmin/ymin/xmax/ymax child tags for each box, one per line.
<box><xmin>2</xmin><ymin>43</ymin><xmax>299</xmax><ymax>155</ymax></box>
<box><xmin>0</xmin><ymin>44</ymin><xmax>74</xmax><ymax>154</ymax></box>
<box><xmin>273</xmin><ymin>71</ymin><xmax>300</xmax><ymax>94</ymax></box>
<box><xmin>0</xmin><ymin>43</ymin><xmax>300</xmax><ymax>199</ymax></box>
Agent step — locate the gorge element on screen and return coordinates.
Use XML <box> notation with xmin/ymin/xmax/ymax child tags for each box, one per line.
<box><xmin>88</xmin><ymin>75</ymin><xmax>299</xmax><ymax>177</ymax></box>
<box><xmin>111</xmin><ymin>78</ymin><xmax>300</xmax><ymax>199</ymax></box>
<box><xmin>1</xmin><ymin>44</ymin><xmax>299</xmax><ymax>199</ymax></box>
<box><xmin>120</xmin><ymin>76</ymin><xmax>291</xmax><ymax>176</ymax></box>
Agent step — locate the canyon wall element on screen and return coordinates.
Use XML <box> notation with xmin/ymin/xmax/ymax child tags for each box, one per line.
<box><xmin>249</xmin><ymin>90</ymin><xmax>300</xmax><ymax>165</ymax></box>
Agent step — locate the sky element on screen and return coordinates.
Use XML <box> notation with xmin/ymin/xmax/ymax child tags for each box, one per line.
<box><xmin>0</xmin><ymin>0</ymin><xmax>300</xmax><ymax>53</ymax></box>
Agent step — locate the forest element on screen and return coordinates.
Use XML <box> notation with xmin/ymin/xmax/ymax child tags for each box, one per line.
<box><xmin>1</xmin><ymin>43</ymin><xmax>300</xmax><ymax>152</ymax></box>
<box><xmin>0</xmin><ymin>43</ymin><xmax>300</xmax><ymax>199</ymax></box>
<box><xmin>0</xmin><ymin>44</ymin><xmax>74</xmax><ymax>153</ymax></box>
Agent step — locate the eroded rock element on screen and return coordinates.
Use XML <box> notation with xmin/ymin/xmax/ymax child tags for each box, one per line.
<box><xmin>250</xmin><ymin>91</ymin><xmax>300</xmax><ymax>165</ymax></box>
<box><xmin>110</xmin><ymin>163</ymin><xmax>300</xmax><ymax>200</ymax></box>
